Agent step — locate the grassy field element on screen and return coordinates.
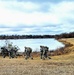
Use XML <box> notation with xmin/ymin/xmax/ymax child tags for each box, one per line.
<box><xmin>60</xmin><ymin>38</ymin><xmax>74</xmax><ymax>45</ymax></box>
<box><xmin>0</xmin><ymin>38</ymin><xmax>74</xmax><ymax>75</ymax></box>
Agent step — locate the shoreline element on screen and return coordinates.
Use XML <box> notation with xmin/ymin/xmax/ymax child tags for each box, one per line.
<box><xmin>49</xmin><ymin>38</ymin><xmax>74</xmax><ymax>56</ymax></box>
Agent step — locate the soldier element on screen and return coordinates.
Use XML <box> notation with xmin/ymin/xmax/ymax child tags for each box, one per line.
<box><xmin>10</xmin><ymin>45</ymin><xmax>19</xmax><ymax>58</ymax></box>
<box><xmin>40</xmin><ymin>45</ymin><xmax>51</xmax><ymax>60</ymax></box>
<box><xmin>1</xmin><ymin>46</ymin><xmax>8</xmax><ymax>58</ymax></box>
<box><xmin>8</xmin><ymin>47</ymin><xmax>18</xmax><ymax>58</ymax></box>
<box><xmin>40</xmin><ymin>46</ymin><xmax>44</xmax><ymax>59</ymax></box>
<box><xmin>24</xmin><ymin>47</ymin><xmax>33</xmax><ymax>60</ymax></box>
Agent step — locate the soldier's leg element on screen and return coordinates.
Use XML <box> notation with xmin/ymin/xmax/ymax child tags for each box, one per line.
<box><xmin>45</xmin><ymin>53</ymin><xmax>48</xmax><ymax>58</ymax></box>
<box><xmin>25</xmin><ymin>54</ymin><xmax>28</xmax><ymax>60</ymax></box>
<box><xmin>8</xmin><ymin>52</ymin><xmax>12</xmax><ymax>59</ymax></box>
<box><xmin>12</xmin><ymin>52</ymin><xmax>17</xmax><ymax>58</ymax></box>
<box><xmin>2</xmin><ymin>53</ymin><xmax>6</xmax><ymax>58</ymax></box>
<box><xmin>42</xmin><ymin>55</ymin><xmax>45</xmax><ymax>60</ymax></box>
<box><xmin>11</xmin><ymin>52</ymin><xmax>14</xmax><ymax>58</ymax></box>
<box><xmin>15</xmin><ymin>53</ymin><xmax>17</xmax><ymax>58</ymax></box>
<box><xmin>46</xmin><ymin>52</ymin><xmax>51</xmax><ymax>59</ymax></box>
<box><xmin>2</xmin><ymin>52</ymin><xmax>5</xmax><ymax>58</ymax></box>
<box><xmin>45</xmin><ymin>53</ymin><xmax>51</xmax><ymax>59</ymax></box>
<box><xmin>29</xmin><ymin>53</ymin><xmax>33</xmax><ymax>60</ymax></box>
<box><xmin>30</xmin><ymin>56</ymin><xmax>33</xmax><ymax>60</ymax></box>
<box><xmin>14</xmin><ymin>51</ymin><xmax>17</xmax><ymax>58</ymax></box>
<box><xmin>47</xmin><ymin>56</ymin><xmax>51</xmax><ymax>59</ymax></box>
<box><xmin>42</xmin><ymin>52</ymin><xmax>46</xmax><ymax>60</ymax></box>
<box><xmin>42</xmin><ymin>52</ymin><xmax>45</xmax><ymax>60</ymax></box>
<box><xmin>44</xmin><ymin>53</ymin><xmax>51</xmax><ymax>59</ymax></box>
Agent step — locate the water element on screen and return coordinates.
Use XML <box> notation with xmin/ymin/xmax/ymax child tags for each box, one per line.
<box><xmin>0</xmin><ymin>39</ymin><xmax>64</xmax><ymax>52</ymax></box>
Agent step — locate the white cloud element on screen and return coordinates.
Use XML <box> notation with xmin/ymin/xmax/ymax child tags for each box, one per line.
<box><xmin>50</xmin><ymin>1</ymin><xmax>74</xmax><ymax>22</ymax></box>
<box><xmin>0</xmin><ymin>1</ymin><xmax>61</xmax><ymax>27</ymax></box>
<box><xmin>0</xmin><ymin>28</ymin><xmax>9</xmax><ymax>32</ymax></box>
<box><xmin>0</xmin><ymin>1</ymin><xmax>74</xmax><ymax>35</ymax></box>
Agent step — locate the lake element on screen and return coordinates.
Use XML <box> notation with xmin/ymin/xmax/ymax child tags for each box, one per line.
<box><xmin>0</xmin><ymin>39</ymin><xmax>64</xmax><ymax>52</ymax></box>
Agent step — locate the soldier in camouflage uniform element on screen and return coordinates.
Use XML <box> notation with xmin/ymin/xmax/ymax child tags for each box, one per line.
<box><xmin>24</xmin><ymin>47</ymin><xmax>33</xmax><ymax>60</ymax></box>
<box><xmin>40</xmin><ymin>46</ymin><xmax>51</xmax><ymax>60</ymax></box>
<box><xmin>8</xmin><ymin>46</ymin><xmax>18</xmax><ymax>58</ymax></box>
<box><xmin>40</xmin><ymin>46</ymin><xmax>44</xmax><ymax>59</ymax></box>
<box><xmin>1</xmin><ymin>46</ymin><xmax>8</xmax><ymax>58</ymax></box>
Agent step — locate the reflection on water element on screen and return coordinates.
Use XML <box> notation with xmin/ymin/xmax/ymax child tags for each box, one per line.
<box><xmin>0</xmin><ymin>39</ymin><xmax>64</xmax><ymax>52</ymax></box>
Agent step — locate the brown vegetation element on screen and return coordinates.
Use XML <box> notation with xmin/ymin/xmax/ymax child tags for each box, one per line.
<box><xmin>49</xmin><ymin>38</ymin><xmax>74</xmax><ymax>56</ymax></box>
<box><xmin>0</xmin><ymin>56</ymin><xmax>74</xmax><ymax>75</ymax></box>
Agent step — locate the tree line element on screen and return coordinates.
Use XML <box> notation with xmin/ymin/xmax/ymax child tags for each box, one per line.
<box><xmin>0</xmin><ymin>32</ymin><xmax>74</xmax><ymax>39</ymax></box>
<box><xmin>0</xmin><ymin>35</ymin><xmax>54</xmax><ymax>39</ymax></box>
<box><xmin>54</xmin><ymin>32</ymin><xmax>74</xmax><ymax>39</ymax></box>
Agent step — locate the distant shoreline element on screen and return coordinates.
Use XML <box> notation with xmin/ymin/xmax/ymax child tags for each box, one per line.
<box><xmin>0</xmin><ymin>32</ymin><xmax>74</xmax><ymax>39</ymax></box>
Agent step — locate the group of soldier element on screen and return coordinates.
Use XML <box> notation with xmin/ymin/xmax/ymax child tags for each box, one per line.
<box><xmin>0</xmin><ymin>46</ymin><xmax>51</xmax><ymax>60</ymax></box>
<box><xmin>1</xmin><ymin>44</ymin><xmax>19</xmax><ymax>59</ymax></box>
<box><xmin>0</xmin><ymin>41</ymin><xmax>51</xmax><ymax>60</ymax></box>
<box><xmin>24</xmin><ymin>46</ymin><xmax>51</xmax><ymax>60</ymax></box>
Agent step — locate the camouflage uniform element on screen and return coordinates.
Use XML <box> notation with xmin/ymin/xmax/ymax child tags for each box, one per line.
<box><xmin>1</xmin><ymin>46</ymin><xmax>8</xmax><ymax>58</ymax></box>
<box><xmin>40</xmin><ymin>46</ymin><xmax>51</xmax><ymax>60</ymax></box>
<box><xmin>0</xmin><ymin>41</ymin><xmax>19</xmax><ymax>59</ymax></box>
<box><xmin>24</xmin><ymin>47</ymin><xmax>33</xmax><ymax>60</ymax></box>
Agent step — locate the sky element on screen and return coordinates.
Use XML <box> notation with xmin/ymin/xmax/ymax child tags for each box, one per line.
<box><xmin>0</xmin><ymin>0</ymin><xmax>74</xmax><ymax>35</ymax></box>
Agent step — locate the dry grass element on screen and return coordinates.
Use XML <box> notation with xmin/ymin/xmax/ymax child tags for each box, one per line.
<box><xmin>58</xmin><ymin>38</ymin><xmax>74</xmax><ymax>53</ymax></box>
<box><xmin>0</xmin><ymin>55</ymin><xmax>74</xmax><ymax>75</ymax></box>
<box><xmin>60</xmin><ymin>38</ymin><xmax>74</xmax><ymax>45</ymax></box>
<box><xmin>0</xmin><ymin>38</ymin><xmax>74</xmax><ymax>75</ymax></box>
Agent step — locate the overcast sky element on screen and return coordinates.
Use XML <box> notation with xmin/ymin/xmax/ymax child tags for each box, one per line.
<box><xmin>0</xmin><ymin>0</ymin><xmax>74</xmax><ymax>35</ymax></box>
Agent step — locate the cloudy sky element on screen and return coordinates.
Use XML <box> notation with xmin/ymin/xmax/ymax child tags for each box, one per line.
<box><xmin>0</xmin><ymin>0</ymin><xmax>74</xmax><ymax>35</ymax></box>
